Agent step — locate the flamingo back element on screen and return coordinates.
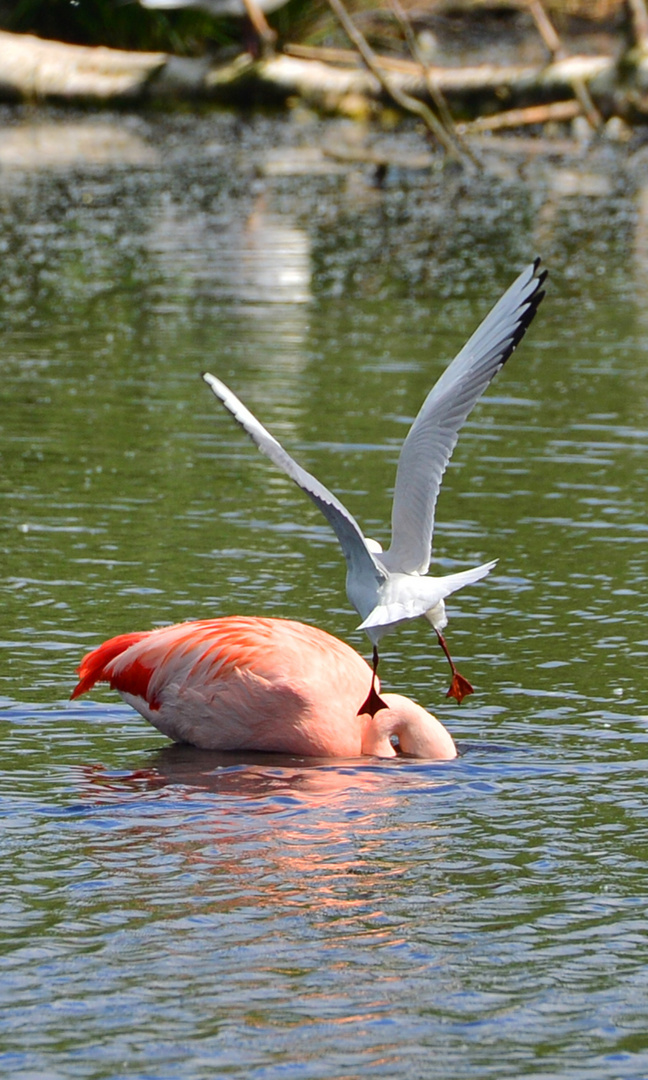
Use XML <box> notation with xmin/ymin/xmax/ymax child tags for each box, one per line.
<box><xmin>71</xmin><ymin>616</ymin><xmax>376</xmax><ymax>756</ymax></box>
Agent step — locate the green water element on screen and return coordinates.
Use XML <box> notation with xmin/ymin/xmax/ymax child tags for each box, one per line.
<box><xmin>2</xmin><ymin>108</ymin><xmax>648</xmax><ymax>1078</ymax></box>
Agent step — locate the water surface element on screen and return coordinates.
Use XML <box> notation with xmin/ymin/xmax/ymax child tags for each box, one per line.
<box><xmin>2</xmin><ymin>108</ymin><xmax>648</xmax><ymax>1079</ymax></box>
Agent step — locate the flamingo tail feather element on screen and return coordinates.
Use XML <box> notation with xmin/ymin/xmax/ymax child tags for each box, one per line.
<box><xmin>71</xmin><ymin>632</ymin><xmax>150</xmax><ymax>699</ymax></box>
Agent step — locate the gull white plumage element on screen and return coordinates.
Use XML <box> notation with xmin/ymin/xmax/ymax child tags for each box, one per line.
<box><xmin>138</xmin><ymin>0</ymin><xmax>288</xmax><ymax>14</ymax></box>
<box><xmin>203</xmin><ymin>259</ymin><xmax>546</xmax><ymax>712</ymax></box>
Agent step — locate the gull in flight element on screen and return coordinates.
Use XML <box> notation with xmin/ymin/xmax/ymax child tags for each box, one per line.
<box><xmin>203</xmin><ymin>259</ymin><xmax>546</xmax><ymax>714</ymax></box>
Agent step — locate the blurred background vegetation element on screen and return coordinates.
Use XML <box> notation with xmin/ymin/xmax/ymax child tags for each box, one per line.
<box><xmin>0</xmin><ymin>0</ymin><xmax>320</xmax><ymax>52</ymax></box>
<box><xmin>0</xmin><ymin>0</ymin><xmax>627</xmax><ymax>56</ymax></box>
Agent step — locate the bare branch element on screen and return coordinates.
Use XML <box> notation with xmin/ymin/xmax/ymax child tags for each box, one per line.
<box><xmin>522</xmin><ymin>0</ymin><xmax>602</xmax><ymax>128</ymax></box>
<box><xmin>325</xmin><ymin>0</ymin><xmax>471</xmax><ymax>166</ymax></box>
<box><xmin>628</xmin><ymin>0</ymin><xmax>648</xmax><ymax>50</ymax></box>
<box><xmin>457</xmin><ymin>99</ymin><xmax>581</xmax><ymax>133</ymax></box>
<box><xmin>525</xmin><ymin>0</ymin><xmax>564</xmax><ymax>60</ymax></box>
<box><xmin>388</xmin><ymin>0</ymin><xmax>475</xmax><ymax>163</ymax></box>
<box><xmin>241</xmin><ymin>0</ymin><xmax>277</xmax><ymax>50</ymax></box>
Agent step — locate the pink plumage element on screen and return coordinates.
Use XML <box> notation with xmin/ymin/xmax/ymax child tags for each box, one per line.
<box><xmin>72</xmin><ymin>616</ymin><xmax>456</xmax><ymax>760</ymax></box>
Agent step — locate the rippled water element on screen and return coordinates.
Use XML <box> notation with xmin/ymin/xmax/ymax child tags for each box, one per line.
<box><xmin>2</xmin><ymin>108</ymin><xmax>648</xmax><ymax>1078</ymax></box>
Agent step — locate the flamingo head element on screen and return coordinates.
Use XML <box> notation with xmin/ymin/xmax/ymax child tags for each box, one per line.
<box><xmin>360</xmin><ymin>693</ymin><xmax>457</xmax><ymax>760</ymax></box>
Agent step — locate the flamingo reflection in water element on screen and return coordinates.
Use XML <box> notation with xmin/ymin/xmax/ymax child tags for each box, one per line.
<box><xmin>76</xmin><ymin>745</ymin><xmax>452</xmax><ymax>959</ymax></box>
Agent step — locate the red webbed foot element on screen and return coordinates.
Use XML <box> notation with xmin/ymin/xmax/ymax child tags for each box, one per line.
<box><xmin>446</xmin><ymin>671</ymin><xmax>474</xmax><ymax>704</ymax></box>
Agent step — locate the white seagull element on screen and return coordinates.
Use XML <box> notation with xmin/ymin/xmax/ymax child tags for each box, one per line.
<box><xmin>203</xmin><ymin>259</ymin><xmax>546</xmax><ymax>714</ymax></box>
<box><xmin>138</xmin><ymin>0</ymin><xmax>288</xmax><ymax>12</ymax></box>
<box><xmin>138</xmin><ymin>0</ymin><xmax>288</xmax><ymax>14</ymax></box>
<box><xmin>137</xmin><ymin>0</ymin><xmax>289</xmax><ymax>43</ymax></box>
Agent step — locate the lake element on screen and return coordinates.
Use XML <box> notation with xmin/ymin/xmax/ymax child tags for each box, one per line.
<box><xmin>2</xmin><ymin>107</ymin><xmax>648</xmax><ymax>1079</ymax></box>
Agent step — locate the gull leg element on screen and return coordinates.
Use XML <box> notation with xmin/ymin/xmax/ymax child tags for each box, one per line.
<box><xmin>435</xmin><ymin>630</ymin><xmax>474</xmax><ymax>704</ymax></box>
<box><xmin>358</xmin><ymin>645</ymin><xmax>388</xmax><ymax>717</ymax></box>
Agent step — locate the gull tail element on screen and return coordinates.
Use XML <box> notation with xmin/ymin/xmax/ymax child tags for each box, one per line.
<box><xmin>424</xmin><ymin>559</ymin><xmax>497</xmax><ymax>631</ymax></box>
<box><xmin>357</xmin><ymin>559</ymin><xmax>497</xmax><ymax>634</ymax></box>
<box><xmin>435</xmin><ymin>558</ymin><xmax>497</xmax><ymax>598</ymax></box>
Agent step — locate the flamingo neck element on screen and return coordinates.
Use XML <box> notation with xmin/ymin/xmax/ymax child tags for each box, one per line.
<box><xmin>361</xmin><ymin>694</ymin><xmax>457</xmax><ymax>760</ymax></box>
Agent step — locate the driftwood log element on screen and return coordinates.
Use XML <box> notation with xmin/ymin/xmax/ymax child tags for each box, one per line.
<box><xmin>2</xmin><ymin>27</ymin><xmax>648</xmax><ymax>126</ymax></box>
<box><xmin>0</xmin><ymin>30</ymin><xmax>166</xmax><ymax>101</ymax></box>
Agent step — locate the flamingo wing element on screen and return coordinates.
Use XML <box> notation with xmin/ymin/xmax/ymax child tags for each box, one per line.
<box><xmin>202</xmin><ymin>372</ymin><xmax>386</xmax><ymax>589</ymax></box>
<box><xmin>381</xmin><ymin>259</ymin><xmax>546</xmax><ymax>576</ymax></box>
<box><xmin>70</xmin><ymin>617</ymin><xmax>377</xmax><ymax>756</ymax></box>
<box><xmin>72</xmin><ymin>619</ymin><xmax>279</xmax><ymax>708</ymax></box>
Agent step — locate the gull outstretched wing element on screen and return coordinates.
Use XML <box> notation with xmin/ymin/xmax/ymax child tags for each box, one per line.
<box><xmin>203</xmin><ymin>373</ymin><xmax>386</xmax><ymax>589</ymax></box>
<box><xmin>381</xmin><ymin>259</ymin><xmax>546</xmax><ymax>576</ymax></box>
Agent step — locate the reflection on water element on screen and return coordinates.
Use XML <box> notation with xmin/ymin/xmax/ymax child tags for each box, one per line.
<box><xmin>80</xmin><ymin>743</ymin><xmax>401</xmax><ymax>800</ymax></box>
<box><xmin>147</xmin><ymin>191</ymin><xmax>312</xmax><ymax>306</ymax></box>
<box><xmin>2</xmin><ymin>110</ymin><xmax>648</xmax><ymax>1079</ymax></box>
<box><xmin>0</xmin><ymin>119</ymin><xmax>158</xmax><ymax>169</ymax></box>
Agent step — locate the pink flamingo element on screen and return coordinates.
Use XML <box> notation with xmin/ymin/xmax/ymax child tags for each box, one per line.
<box><xmin>71</xmin><ymin>616</ymin><xmax>457</xmax><ymax>760</ymax></box>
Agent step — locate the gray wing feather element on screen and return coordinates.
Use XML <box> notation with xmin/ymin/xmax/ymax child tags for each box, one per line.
<box><xmin>202</xmin><ymin>373</ymin><xmax>386</xmax><ymax>586</ymax></box>
<box><xmin>382</xmin><ymin>259</ymin><xmax>546</xmax><ymax>576</ymax></box>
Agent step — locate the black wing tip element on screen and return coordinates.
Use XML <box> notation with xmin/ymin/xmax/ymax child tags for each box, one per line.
<box><xmin>530</xmin><ymin>256</ymin><xmax>547</xmax><ymax>291</ymax></box>
<box><xmin>521</xmin><ymin>258</ymin><xmax>547</xmax><ymax>316</ymax></box>
<box><xmin>503</xmin><ymin>257</ymin><xmax>547</xmax><ymax>362</ymax></box>
<box><xmin>531</xmin><ymin>256</ymin><xmax>548</xmax><ymax>296</ymax></box>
